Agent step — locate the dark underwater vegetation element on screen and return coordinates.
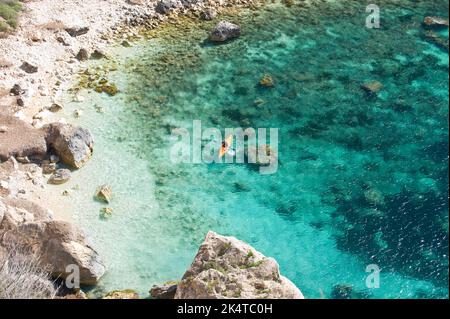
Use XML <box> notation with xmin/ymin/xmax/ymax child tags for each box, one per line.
<box><xmin>65</xmin><ymin>0</ymin><xmax>449</xmax><ymax>298</ymax></box>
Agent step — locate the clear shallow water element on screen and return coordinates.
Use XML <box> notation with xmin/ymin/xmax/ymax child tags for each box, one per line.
<box><xmin>60</xmin><ymin>0</ymin><xmax>448</xmax><ymax>298</ymax></box>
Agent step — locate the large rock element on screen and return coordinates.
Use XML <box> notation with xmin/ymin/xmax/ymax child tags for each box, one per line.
<box><xmin>209</xmin><ymin>21</ymin><xmax>241</xmax><ymax>42</ymax></box>
<box><xmin>75</xmin><ymin>48</ymin><xmax>90</xmax><ymax>61</ymax></box>
<box><xmin>422</xmin><ymin>16</ymin><xmax>449</xmax><ymax>29</ymax></box>
<box><xmin>0</xmin><ymin>115</ymin><xmax>48</xmax><ymax>161</ymax></box>
<box><xmin>175</xmin><ymin>231</ymin><xmax>304</xmax><ymax>299</ymax></box>
<box><xmin>155</xmin><ymin>0</ymin><xmax>177</xmax><ymax>15</ymax></box>
<box><xmin>200</xmin><ymin>8</ymin><xmax>217</xmax><ymax>21</ymax></box>
<box><xmin>65</xmin><ymin>25</ymin><xmax>90</xmax><ymax>37</ymax></box>
<box><xmin>0</xmin><ymin>198</ymin><xmax>106</xmax><ymax>285</ymax></box>
<box><xmin>150</xmin><ymin>283</ymin><xmax>178</xmax><ymax>299</ymax></box>
<box><xmin>20</xmin><ymin>61</ymin><xmax>38</xmax><ymax>74</ymax></box>
<box><xmin>44</xmin><ymin>123</ymin><xmax>94</xmax><ymax>169</ymax></box>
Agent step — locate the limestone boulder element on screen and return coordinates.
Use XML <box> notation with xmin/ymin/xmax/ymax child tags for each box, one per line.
<box><xmin>2</xmin><ymin>221</ymin><xmax>105</xmax><ymax>285</ymax></box>
<box><xmin>150</xmin><ymin>283</ymin><xmax>177</xmax><ymax>299</ymax></box>
<box><xmin>175</xmin><ymin>231</ymin><xmax>304</xmax><ymax>299</ymax></box>
<box><xmin>209</xmin><ymin>21</ymin><xmax>241</xmax><ymax>42</ymax></box>
<box><xmin>0</xmin><ymin>198</ymin><xmax>106</xmax><ymax>285</ymax></box>
<box><xmin>44</xmin><ymin>123</ymin><xmax>94</xmax><ymax>169</ymax></box>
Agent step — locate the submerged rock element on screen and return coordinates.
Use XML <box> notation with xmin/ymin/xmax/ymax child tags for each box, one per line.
<box><xmin>100</xmin><ymin>207</ymin><xmax>113</xmax><ymax>219</ymax></box>
<box><xmin>245</xmin><ymin>144</ymin><xmax>278</xmax><ymax>167</ymax></box>
<box><xmin>175</xmin><ymin>231</ymin><xmax>303</xmax><ymax>299</ymax></box>
<box><xmin>48</xmin><ymin>103</ymin><xmax>63</xmax><ymax>113</ymax></box>
<box><xmin>48</xmin><ymin>168</ymin><xmax>71</xmax><ymax>185</ymax></box>
<box><xmin>103</xmin><ymin>289</ymin><xmax>139</xmax><ymax>299</ymax></box>
<box><xmin>209</xmin><ymin>21</ymin><xmax>241</xmax><ymax>42</ymax></box>
<box><xmin>259</xmin><ymin>74</ymin><xmax>274</xmax><ymax>88</ymax></box>
<box><xmin>331</xmin><ymin>284</ymin><xmax>353</xmax><ymax>299</ymax></box>
<box><xmin>150</xmin><ymin>283</ymin><xmax>178</xmax><ymax>299</ymax></box>
<box><xmin>361</xmin><ymin>81</ymin><xmax>383</xmax><ymax>95</ymax></box>
<box><xmin>95</xmin><ymin>185</ymin><xmax>113</xmax><ymax>203</ymax></box>
<box><xmin>423</xmin><ymin>30</ymin><xmax>449</xmax><ymax>51</ymax></box>
<box><xmin>44</xmin><ymin>123</ymin><xmax>94</xmax><ymax>169</ymax></box>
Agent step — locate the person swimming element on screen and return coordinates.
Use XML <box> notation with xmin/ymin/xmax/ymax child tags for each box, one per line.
<box><xmin>219</xmin><ymin>135</ymin><xmax>235</xmax><ymax>158</ymax></box>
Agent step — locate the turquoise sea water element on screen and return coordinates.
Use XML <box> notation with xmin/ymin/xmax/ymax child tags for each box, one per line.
<box><xmin>60</xmin><ymin>0</ymin><xmax>448</xmax><ymax>298</ymax></box>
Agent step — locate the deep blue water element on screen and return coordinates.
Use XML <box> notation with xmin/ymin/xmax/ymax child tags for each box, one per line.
<box><xmin>64</xmin><ymin>0</ymin><xmax>448</xmax><ymax>298</ymax></box>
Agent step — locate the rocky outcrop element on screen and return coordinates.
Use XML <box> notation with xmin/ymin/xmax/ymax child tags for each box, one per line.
<box><xmin>0</xmin><ymin>197</ymin><xmax>106</xmax><ymax>285</ymax></box>
<box><xmin>0</xmin><ymin>115</ymin><xmax>48</xmax><ymax>161</ymax></box>
<box><xmin>174</xmin><ymin>231</ymin><xmax>304</xmax><ymax>299</ymax></box>
<box><xmin>44</xmin><ymin>123</ymin><xmax>94</xmax><ymax>169</ymax></box>
<box><xmin>150</xmin><ymin>283</ymin><xmax>178</xmax><ymax>299</ymax></box>
<box><xmin>422</xmin><ymin>16</ymin><xmax>449</xmax><ymax>29</ymax></box>
<box><xmin>209</xmin><ymin>21</ymin><xmax>241</xmax><ymax>42</ymax></box>
<box><xmin>155</xmin><ymin>0</ymin><xmax>177</xmax><ymax>15</ymax></box>
<box><xmin>103</xmin><ymin>289</ymin><xmax>139</xmax><ymax>299</ymax></box>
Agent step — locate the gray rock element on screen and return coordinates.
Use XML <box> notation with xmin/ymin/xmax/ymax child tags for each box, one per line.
<box><xmin>175</xmin><ymin>231</ymin><xmax>304</xmax><ymax>299</ymax></box>
<box><xmin>91</xmin><ymin>49</ymin><xmax>108</xmax><ymax>59</ymax></box>
<box><xmin>155</xmin><ymin>0</ymin><xmax>177</xmax><ymax>15</ymax></box>
<box><xmin>44</xmin><ymin>123</ymin><xmax>94</xmax><ymax>169</ymax></box>
<box><xmin>209</xmin><ymin>21</ymin><xmax>241</xmax><ymax>42</ymax></box>
<box><xmin>200</xmin><ymin>8</ymin><xmax>217</xmax><ymax>21</ymax></box>
<box><xmin>150</xmin><ymin>284</ymin><xmax>177</xmax><ymax>299</ymax></box>
<box><xmin>48</xmin><ymin>168</ymin><xmax>71</xmax><ymax>185</ymax></box>
<box><xmin>76</xmin><ymin>48</ymin><xmax>90</xmax><ymax>61</ymax></box>
<box><xmin>10</xmin><ymin>83</ymin><xmax>27</xmax><ymax>96</ymax></box>
<box><xmin>48</xmin><ymin>103</ymin><xmax>63</xmax><ymax>113</ymax></box>
<box><xmin>65</xmin><ymin>26</ymin><xmax>89</xmax><ymax>37</ymax></box>
<box><xmin>20</xmin><ymin>61</ymin><xmax>38</xmax><ymax>74</ymax></box>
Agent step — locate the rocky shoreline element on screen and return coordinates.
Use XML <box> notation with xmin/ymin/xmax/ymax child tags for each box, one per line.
<box><xmin>0</xmin><ymin>0</ymin><xmax>267</xmax><ymax>124</ymax></box>
<box><xmin>1</xmin><ymin>0</ymin><xmax>306</xmax><ymax>299</ymax></box>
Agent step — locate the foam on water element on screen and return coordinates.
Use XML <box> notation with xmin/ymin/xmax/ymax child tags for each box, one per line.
<box><xmin>58</xmin><ymin>0</ymin><xmax>448</xmax><ymax>298</ymax></box>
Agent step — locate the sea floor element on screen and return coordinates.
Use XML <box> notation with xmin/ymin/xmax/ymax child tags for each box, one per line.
<box><xmin>57</xmin><ymin>0</ymin><xmax>448</xmax><ymax>298</ymax></box>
